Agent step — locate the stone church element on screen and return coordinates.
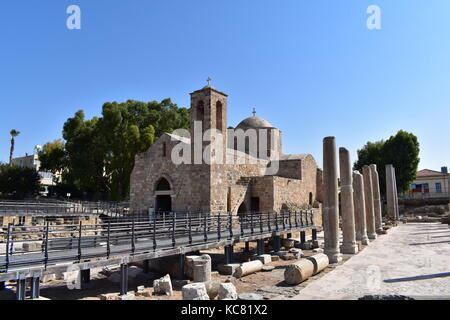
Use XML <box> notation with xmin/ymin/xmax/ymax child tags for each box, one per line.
<box><xmin>130</xmin><ymin>83</ymin><xmax>323</xmax><ymax>216</ymax></box>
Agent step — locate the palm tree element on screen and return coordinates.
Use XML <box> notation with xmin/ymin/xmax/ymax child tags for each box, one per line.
<box><xmin>9</xmin><ymin>129</ymin><xmax>20</xmax><ymax>165</ymax></box>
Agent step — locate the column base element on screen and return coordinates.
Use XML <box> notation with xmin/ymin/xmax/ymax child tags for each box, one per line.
<box><xmin>376</xmin><ymin>228</ymin><xmax>384</xmax><ymax>235</ymax></box>
<box><xmin>340</xmin><ymin>243</ymin><xmax>358</xmax><ymax>254</ymax></box>
<box><xmin>368</xmin><ymin>232</ymin><xmax>377</xmax><ymax>240</ymax></box>
<box><xmin>324</xmin><ymin>249</ymin><xmax>342</xmax><ymax>264</ymax></box>
<box><xmin>356</xmin><ymin>235</ymin><xmax>370</xmax><ymax>246</ymax></box>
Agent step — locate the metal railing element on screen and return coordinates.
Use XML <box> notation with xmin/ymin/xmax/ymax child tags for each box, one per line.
<box><xmin>0</xmin><ymin>210</ymin><xmax>314</xmax><ymax>273</ymax></box>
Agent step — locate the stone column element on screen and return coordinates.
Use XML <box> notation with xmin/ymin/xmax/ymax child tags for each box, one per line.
<box><xmin>393</xmin><ymin>167</ymin><xmax>400</xmax><ymax>219</ymax></box>
<box><xmin>339</xmin><ymin>148</ymin><xmax>358</xmax><ymax>254</ymax></box>
<box><xmin>353</xmin><ymin>171</ymin><xmax>370</xmax><ymax>245</ymax></box>
<box><xmin>322</xmin><ymin>137</ymin><xmax>342</xmax><ymax>263</ymax></box>
<box><xmin>369</xmin><ymin>164</ymin><xmax>384</xmax><ymax>234</ymax></box>
<box><xmin>385</xmin><ymin>164</ymin><xmax>395</xmax><ymax>219</ymax></box>
<box><xmin>362</xmin><ymin>165</ymin><xmax>377</xmax><ymax>239</ymax></box>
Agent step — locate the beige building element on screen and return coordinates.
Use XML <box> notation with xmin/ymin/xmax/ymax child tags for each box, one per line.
<box><xmin>11</xmin><ymin>146</ymin><xmax>57</xmax><ymax>195</ymax></box>
<box><xmin>130</xmin><ymin>83</ymin><xmax>322</xmax><ymax>220</ymax></box>
<box><xmin>408</xmin><ymin>167</ymin><xmax>450</xmax><ymax>199</ymax></box>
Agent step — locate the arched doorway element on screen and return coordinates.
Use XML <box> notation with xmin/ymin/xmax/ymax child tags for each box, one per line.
<box><xmin>155</xmin><ymin>178</ymin><xmax>172</xmax><ymax>213</ymax></box>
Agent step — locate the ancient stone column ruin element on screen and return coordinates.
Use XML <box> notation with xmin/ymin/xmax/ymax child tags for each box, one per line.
<box><xmin>393</xmin><ymin>167</ymin><xmax>400</xmax><ymax>219</ymax></box>
<box><xmin>362</xmin><ymin>165</ymin><xmax>377</xmax><ymax>239</ymax></box>
<box><xmin>385</xmin><ymin>164</ymin><xmax>398</xmax><ymax>220</ymax></box>
<box><xmin>339</xmin><ymin>147</ymin><xmax>358</xmax><ymax>254</ymax></box>
<box><xmin>385</xmin><ymin>164</ymin><xmax>394</xmax><ymax>218</ymax></box>
<box><xmin>353</xmin><ymin>171</ymin><xmax>370</xmax><ymax>245</ymax></box>
<box><xmin>369</xmin><ymin>164</ymin><xmax>384</xmax><ymax>234</ymax></box>
<box><xmin>322</xmin><ymin>137</ymin><xmax>342</xmax><ymax>263</ymax></box>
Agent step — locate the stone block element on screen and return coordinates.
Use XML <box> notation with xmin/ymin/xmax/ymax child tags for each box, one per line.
<box><xmin>205</xmin><ymin>280</ymin><xmax>220</xmax><ymax>299</ymax></box>
<box><xmin>238</xmin><ymin>293</ymin><xmax>263</xmax><ymax>300</ymax></box>
<box><xmin>312</xmin><ymin>248</ymin><xmax>324</xmax><ymax>254</ymax></box>
<box><xmin>234</xmin><ymin>260</ymin><xmax>263</xmax><ymax>278</ymax></box>
<box><xmin>99</xmin><ymin>293</ymin><xmax>120</xmax><ymax>300</ymax></box>
<box><xmin>284</xmin><ymin>259</ymin><xmax>315</xmax><ymax>285</ymax></box>
<box><xmin>184</xmin><ymin>255</ymin><xmax>201</xmax><ymax>279</ymax></box>
<box><xmin>193</xmin><ymin>255</ymin><xmax>212</xmax><ymax>283</ymax></box>
<box><xmin>219</xmin><ymin>283</ymin><xmax>238</xmax><ymax>300</ymax></box>
<box><xmin>306</xmin><ymin>253</ymin><xmax>329</xmax><ymax>275</ymax></box>
<box><xmin>153</xmin><ymin>274</ymin><xmax>173</xmax><ymax>296</ymax></box>
<box><xmin>262</xmin><ymin>265</ymin><xmax>275</xmax><ymax>272</ymax></box>
<box><xmin>271</xmin><ymin>255</ymin><xmax>280</xmax><ymax>261</ymax></box>
<box><xmin>182</xmin><ymin>283</ymin><xmax>210</xmax><ymax>300</ymax></box>
<box><xmin>120</xmin><ymin>293</ymin><xmax>135</xmax><ymax>300</ymax></box>
<box><xmin>257</xmin><ymin>254</ymin><xmax>272</xmax><ymax>264</ymax></box>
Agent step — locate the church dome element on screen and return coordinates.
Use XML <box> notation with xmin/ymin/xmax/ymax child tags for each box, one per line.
<box><xmin>236</xmin><ymin>116</ymin><xmax>275</xmax><ymax>129</ymax></box>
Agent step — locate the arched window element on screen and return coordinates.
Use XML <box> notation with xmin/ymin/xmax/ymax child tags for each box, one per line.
<box><xmin>216</xmin><ymin>101</ymin><xmax>223</xmax><ymax>132</ymax></box>
<box><xmin>196</xmin><ymin>101</ymin><xmax>204</xmax><ymax>128</ymax></box>
<box><xmin>156</xmin><ymin>178</ymin><xmax>171</xmax><ymax>191</ymax></box>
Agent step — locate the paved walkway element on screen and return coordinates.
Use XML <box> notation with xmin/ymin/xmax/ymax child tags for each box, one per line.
<box><xmin>291</xmin><ymin>223</ymin><xmax>450</xmax><ymax>299</ymax></box>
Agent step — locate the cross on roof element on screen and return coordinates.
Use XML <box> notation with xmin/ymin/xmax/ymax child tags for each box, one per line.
<box><xmin>206</xmin><ymin>77</ymin><xmax>212</xmax><ymax>86</ymax></box>
<box><xmin>252</xmin><ymin>108</ymin><xmax>256</xmax><ymax>117</ymax></box>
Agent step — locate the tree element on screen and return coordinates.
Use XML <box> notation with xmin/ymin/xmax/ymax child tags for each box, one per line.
<box><xmin>0</xmin><ymin>164</ymin><xmax>41</xmax><ymax>199</ymax></box>
<box><xmin>9</xmin><ymin>129</ymin><xmax>20</xmax><ymax>165</ymax></box>
<box><xmin>38</xmin><ymin>139</ymin><xmax>68</xmax><ymax>175</ymax></box>
<box><xmin>42</xmin><ymin>98</ymin><xmax>189</xmax><ymax>200</ymax></box>
<box><xmin>354</xmin><ymin>130</ymin><xmax>420</xmax><ymax>195</ymax></box>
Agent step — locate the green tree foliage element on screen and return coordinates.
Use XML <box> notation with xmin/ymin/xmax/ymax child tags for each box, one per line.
<box><xmin>9</xmin><ymin>129</ymin><xmax>20</xmax><ymax>164</ymax></box>
<box><xmin>0</xmin><ymin>164</ymin><xmax>41</xmax><ymax>199</ymax></box>
<box><xmin>353</xmin><ymin>130</ymin><xmax>420</xmax><ymax>195</ymax></box>
<box><xmin>40</xmin><ymin>99</ymin><xmax>189</xmax><ymax>200</ymax></box>
<box><xmin>38</xmin><ymin>139</ymin><xmax>68</xmax><ymax>175</ymax></box>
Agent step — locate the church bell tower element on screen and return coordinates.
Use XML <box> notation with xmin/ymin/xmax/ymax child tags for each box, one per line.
<box><xmin>190</xmin><ymin>78</ymin><xmax>228</xmax><ymax>164</ymax></box>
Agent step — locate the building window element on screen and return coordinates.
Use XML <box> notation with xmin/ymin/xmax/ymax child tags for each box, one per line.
<box><xmin>436</xmin><ymin>182</ymin><xmax>442</xmax><ymax>193</ymax></box>
<box><xmin>162</xmin><ymin>142</ymin><xmax>167</xmax><ymax>157</ymax></box>
<box><xmin>216</xmin><ymin>101</ymin><xmax>223</xmax><ymax>132</ymax></box>
<box><xmin>423</xmin><ymin>183</ymin><xmax>429</xmax><ymax>193</ymax></box>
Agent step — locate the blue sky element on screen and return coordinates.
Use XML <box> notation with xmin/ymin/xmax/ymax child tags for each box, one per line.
<box><xmin>1</xmin><ymin>0</ymin><xmax>449</xmax><ymax>170</ymax></box>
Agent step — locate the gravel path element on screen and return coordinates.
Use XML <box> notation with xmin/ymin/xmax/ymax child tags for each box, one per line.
<box><xmin>290</xmin><ymin>223</ymin><xmax>450</xmax><ymax>300</ymax></box>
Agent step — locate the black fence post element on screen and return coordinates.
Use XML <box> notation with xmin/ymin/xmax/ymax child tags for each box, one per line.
<box><xmin>312</xmin><ymin>228</ymin><xmax>318</xmax><ymax>241</ymax></box>
<box><xmin>240</xmin><ymin>214</ymin><xmax>244</xmax><ymax>237</ymax></box>
<box><xmin>217</xmin><ymin>213</ymin><xmax>221</xmax><ymax>241</ymax></box>
<box><xmin>295</xmin><ymin>211</ymin><xmax>299</xmax><ymax>228</ymax></box>
<box><xmin>107</xmin><ymin>221</ymin><xmax>111</xmax><ymax>258</ymax></box>
<box><xmin>188</xmin><ymin>214</ymin><xmax>192</xmax><ymax>245</ymax></box>
<box><xmin>300</xmin><ymin>231</ymin><xmax>306</xmax><ymax>243</ymax></box>
<box><xmin>250</xmin><ymin>213</ymin><xmax>254</xmax><ymax>235</ymax></box>
<box><xmin>203</xmin><ymin>213</ymin><xmax>208</xmax><ymax>242</ymax></box>
<box><xmin>228</xmin><ymin>212</ymin><xmax>233</xmax><ymax>239</ymax></box>
<box><xmin>44</xmin><ymin>221</ymin><xmax>49</xmax><ymax>269</ymax></box>
<box><xmin>300</xmin><ymin>211</ymin><xmax>304</xmax><ymax>227</ymax></box>
<box><xmin>172</xmin><ymin>214</ymin><xmax>176</xmax><ymax>248</ymax></box>
<box><xmin>131</xmin><ymin>219</ymin><xmax>136</xmax><ymax>254</ymax></box>
<box><xmin>77</xmin><ymin>221</ymin><xmax>82</xmax><ymax>262</ymax></box>
<box><xmin>282</xmin><ymin>212</ymin><xmax>286</xmax><ymax>230</ymax></box>
<box><xmin>5</xmin><ymin>223</ymin><xmax>11</xmax><ymax>272</ymax></box>
<box><xmin>289</xmin><ymin>212</ymin><xmax>292</xmax><ymax>229</ymax></box>
<box><xmin>267</xmin><ymin>212</ymin><xmax>271</xmax><ymax>232</ymax></box>
<box><xmin>153</xmin><ymin>216</ymin><xmax>157</xmax><ymax>251</ymax></box>
<box><xmin>179</xmin><ymin>253</ymin><xmax>186</xmax><ymax>280</ymax></box>
<box><xmin>259</xmin><ymin>213</ymin><xmax>263</xmax><ymax>233</ymax></box>
<box><xmin>275</xmin><ymin>212</ymin><xmax>279</xmax><ymax>231</ymax></box>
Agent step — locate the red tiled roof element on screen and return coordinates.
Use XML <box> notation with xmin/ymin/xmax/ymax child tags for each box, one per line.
<box><xmin>416</xmin><ymin>169</ymin><xmax>447</xmax><ymax>177</ymax></box>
